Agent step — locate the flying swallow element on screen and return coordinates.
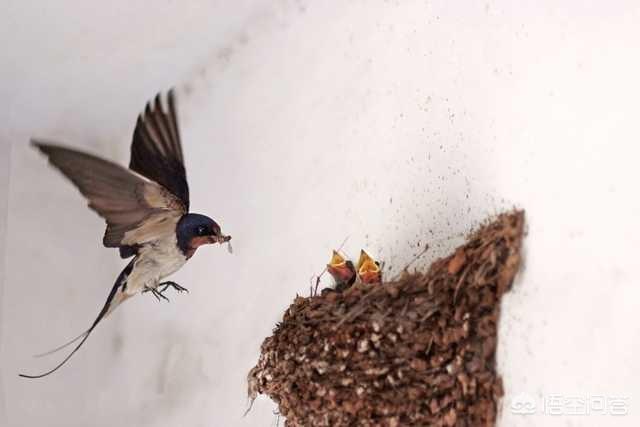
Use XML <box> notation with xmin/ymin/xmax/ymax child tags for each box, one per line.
<box><xmin>20</xmin><ymin>90</ymin><xmax>230</xmax><ymax>378</ymax></box>
<box><xmin>326</xmin><ymin>250</ymin><xmax>356</xmax><ymax>291</ymax></box>
<box><xmin>356</xmin><ymin>250</ymin><xmax>382</xmax><ymax>284</ymax></box>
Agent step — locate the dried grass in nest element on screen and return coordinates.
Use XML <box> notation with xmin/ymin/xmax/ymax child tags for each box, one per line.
<box><xmin>248</xmin><ymin>210</ymin><xmax>525</xmax><ymax>426</ymax></box>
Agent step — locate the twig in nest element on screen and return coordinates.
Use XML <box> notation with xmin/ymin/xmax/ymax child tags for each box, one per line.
<box><xmin>391</xmin><ymin>245</ymin><xmax>430</xmax><ymax>281</ymax></box>
<box><xmin>453</xmin><ymin>265</ymin><xmax>471</xmax><ymax>304</ymax></box>
<box><xmin>243</xmin><ymin>397</ymin><xmax>255</xmax><ymax>417</ymax></box>
<box><xmin>334</xmin><ymin>285</ymin><xmax>386</xmax><ymax>329</ymax></box>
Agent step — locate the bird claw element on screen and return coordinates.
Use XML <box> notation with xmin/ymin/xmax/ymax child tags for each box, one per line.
<box><xmin>143</xmin><ymin>282</ymin><xmax>188</xmax><ymax>302</ymax></box>
<box><xmin>143</xmin><ymin>286</ymin><xmax>170</xmax><ymax>302</ymax></box>
<box><xmin>159</xmin><ymin>281</ymin><xmax>189</xmax><ymax>293</ymax></box>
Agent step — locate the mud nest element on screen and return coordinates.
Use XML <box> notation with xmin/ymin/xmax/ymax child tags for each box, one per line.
<box><xmin>248</xmin><ymin>210</ymin><xmax>525</xmax><ymax>426</ymax></box>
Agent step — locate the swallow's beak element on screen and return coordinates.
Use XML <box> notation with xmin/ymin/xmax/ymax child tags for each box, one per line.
<box><xmin>208</xmin><ymin>234</ymin><xmax>231</xmax><ymax>244</ymax></box>
<box><xmin>327</xmin><ymin>250</ymin><xmax>356</xmax><ymax>287</ymax></box>
<box><xmin>356</xmin><ymin>250</ymin><xmax>381</xmax><ymax>284</ymax></box>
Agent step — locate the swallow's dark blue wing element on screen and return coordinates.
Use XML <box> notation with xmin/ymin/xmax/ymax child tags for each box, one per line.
<box><xmin>129</xmin><ymin>90</ymin><xmax>189</xmax><ymax>210</ymax></box>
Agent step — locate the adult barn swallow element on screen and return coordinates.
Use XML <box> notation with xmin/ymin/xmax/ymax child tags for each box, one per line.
<box><xmin>20</xmin><ymin>90</ymin><xmax>230</xmax><ymax>379</ymax></box>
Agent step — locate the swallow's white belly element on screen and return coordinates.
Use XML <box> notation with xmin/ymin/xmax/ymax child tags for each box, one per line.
<box><xmin>125</xmin><ymin>235</ymin><xmax>187</xmax><ymax>295</ymax></box>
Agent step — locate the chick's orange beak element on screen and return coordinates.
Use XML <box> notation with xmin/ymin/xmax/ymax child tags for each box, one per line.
<box><xmin>357</xmin><ymin>250</ymin><xmax>381</xmax><ymax>284</ymax></box>
<box><xmin>327</xmin><ymin>250</ymin><xmax>356</xmax><ymax>285</ymax></box>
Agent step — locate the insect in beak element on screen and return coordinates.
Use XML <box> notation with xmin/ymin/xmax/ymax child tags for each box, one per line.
<box><xmin>208</xmin><ymin>234</ymin><xmax>231</xmax><ymax>244</ymax></box>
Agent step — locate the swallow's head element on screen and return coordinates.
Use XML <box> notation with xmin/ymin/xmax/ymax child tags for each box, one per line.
<box><xmin>177</xmin><ymin>213</ymin><xmax>231</xmax><ymax>257</ymax></box>
<box><xmin>327</xmin><ymin>250</ymin><xmax>356</xmax><ymax>287</ymax></box>
<box><xmin>356</xmin><ymin>250</ymin><xmax>382</xmax><ymax>284</ymax></box>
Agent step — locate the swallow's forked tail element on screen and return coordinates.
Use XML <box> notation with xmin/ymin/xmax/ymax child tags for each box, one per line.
<box><xmin>19</xmin><ymin>261</ymin><xmax>133</xmax><ymax>379</ymax></box>
<box><xmin>32</xmin><ymin>329</ymin><xmax>90</xmax><ymax>358</ymax></box>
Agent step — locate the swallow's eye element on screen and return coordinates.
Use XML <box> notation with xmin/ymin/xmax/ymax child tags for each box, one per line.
<box><xmin>196</xmin><ymin>225</ymin><xmax>207</xmax><ymax>236</ymax></box>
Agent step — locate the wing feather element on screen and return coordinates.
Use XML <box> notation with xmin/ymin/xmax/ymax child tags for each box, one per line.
<box><xmin>129</xmin><ymin>90</ymin><xmax>189</xmax><ymax>209</ymax></box>
<box><xmin>32</xmin><ymin>141</ymin><xmax>186</xmax><ymax>248</ymax></box>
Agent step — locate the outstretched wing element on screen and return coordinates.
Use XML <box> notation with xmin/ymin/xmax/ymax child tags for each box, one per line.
<box><xmin>130</xmin><ymin>90</ymin><xmax>189</xmax><ymax>210</ymax></box>
<box><xmin>32</xmin><ymin>141</ymin><xmax>186</xmax><ymax>248</ymax></box>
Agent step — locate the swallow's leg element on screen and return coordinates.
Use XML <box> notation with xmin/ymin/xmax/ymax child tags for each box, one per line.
<box><xmin>143</xmin><ymin>285</ymin><xmax>170</xmax><ymax>302</ymax></box>
<box><xmin>158</xmin><ymin>281</ymin><xmax>189</xmax><ymax>294</ymax></box>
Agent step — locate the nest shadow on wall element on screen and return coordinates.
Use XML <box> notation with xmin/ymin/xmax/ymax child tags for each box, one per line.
<box><xmin>249</xmin><ymin>210</ymin><xmax>525</xmax><ymax>426</ymax></box>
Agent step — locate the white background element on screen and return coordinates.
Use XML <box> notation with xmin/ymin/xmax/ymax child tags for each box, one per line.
<box><xmin>2</xmin><ymin>1</ymin><xmax>639</xmax><ymax>426</ymax></box>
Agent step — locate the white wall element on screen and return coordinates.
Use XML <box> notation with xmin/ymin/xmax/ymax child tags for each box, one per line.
<box><xmin>2</xmin><ymin>1</ymin><xmax>639</xmax><ymax>426</ymax></box>
<box><xmin>0</xmin><ymin>127</ymin><xmax>10</xmax><ymax>424</ymax></box>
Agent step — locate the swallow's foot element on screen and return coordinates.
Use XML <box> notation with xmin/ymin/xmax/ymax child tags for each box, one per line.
<box><xmin>143</xmin><ymin>285</ymin><xmax>170</xmax><ymax>302</ymax></box>
<box><xmin>158</xmin><ymin>281</ymin><xmax>189</xmax><ymax>294</ymax></box>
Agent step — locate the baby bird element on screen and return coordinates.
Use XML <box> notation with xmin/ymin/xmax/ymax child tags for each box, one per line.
<box><xmin>356</xmin><ymin>250</ymin><xmax>382</xmax><ymax>284</ymax></box>
<box><xmin>327</xmin><ymin>250</ymin><xmax>357</xmax><ymax>291</ymax></box>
